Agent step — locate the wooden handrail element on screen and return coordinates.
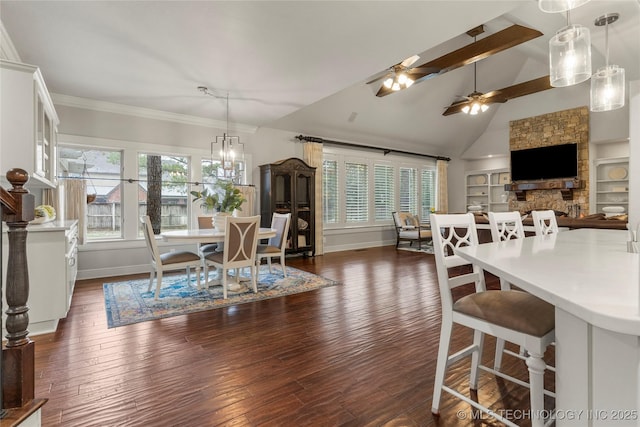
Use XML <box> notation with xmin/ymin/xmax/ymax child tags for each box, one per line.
<box><xmin>0</xmin><ymin>187</ymin><xmax>18</xmax><ymax>215</ymax></box>
<box><xmin>1</xmin><ymin>168</ymin><xmax>36</xmax><ymax>412</ymax></box>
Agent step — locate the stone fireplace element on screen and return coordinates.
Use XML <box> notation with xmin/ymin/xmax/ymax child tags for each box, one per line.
<box><xmin>508</xmin><ymin>106</ymin><xmax>589</xmax><ymax>216</ymax></box>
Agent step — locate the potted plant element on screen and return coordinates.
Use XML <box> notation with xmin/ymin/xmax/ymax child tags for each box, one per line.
<box><xmin>190</xmin><ymin>180</ymin><xmax>246</xmax><ymax>231</ymax></box>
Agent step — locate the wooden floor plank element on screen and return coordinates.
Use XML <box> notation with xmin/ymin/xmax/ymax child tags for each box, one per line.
<box><xmin>27</xmin><ymin>246</ymin><xmax>553</xmax><ymax>426</ymax></box>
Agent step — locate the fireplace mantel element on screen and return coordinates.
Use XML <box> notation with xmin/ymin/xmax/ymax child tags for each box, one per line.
<box><xmin>504</xmin><ymin>179</ymin><xmax>584</xmax><ymax>201</ymax></box>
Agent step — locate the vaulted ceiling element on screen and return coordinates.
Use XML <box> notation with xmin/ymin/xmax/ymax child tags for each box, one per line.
<box><xmin>2</xmin><ymin>1</ymin><xmax>638</xmax><ymax>158</ymax></box>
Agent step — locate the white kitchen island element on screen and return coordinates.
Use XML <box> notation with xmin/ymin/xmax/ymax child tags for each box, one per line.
<box><xmin>455</xmin><ymin>229</ymin><xmax>640</xmax><ymax>426</ymax></box>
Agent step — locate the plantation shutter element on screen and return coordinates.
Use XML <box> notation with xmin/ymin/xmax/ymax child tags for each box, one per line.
<box><xmin>322</xmin><ymin>159</ymin><xmax>339</xmax><ymax>224</ymax></box>
<box><xmin>374</xmin><ymin>164</ymin><xmax>394</xmax><ymax>221</ymax></box>
<box><xmin>421</xmin><ymin>168</ymin><xmax>436</xmax><ymax>219</ymax></box>
<box><xmin>345</xmin><ymin>161</ymin><xmax>368</xmax><ymax>223</ymax></box>
<box><xmin>399</xmin><ymin>167</ymin><xmax>418</xmax><ymax>214</ymax></box>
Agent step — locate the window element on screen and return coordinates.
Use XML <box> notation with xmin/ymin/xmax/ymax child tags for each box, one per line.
<box><xmin>374</xmin><ymin>164</ymin><xmax>394</xmax><ymax>221</ymax></box>
<box><xmin>345</xmin><ymin>161</ymin><xmax>368</xmax><ymax>223</ymax></box>
<box><xmin>399</xmin><ymin>167</ymin><xmax>418</xmax><ymax>214</ymax></box>
<box><xmin>138</xmin><ymin>153</ymin><xmax>190</xmax><ymax>234</ymax></box>
<box><xmin>322</xmin><ymin>147</ymin><xmax>437</xmax><ymax>229</ymax></box>
<box><xmin>421</xmin><ymin>168</ymin><xmax>436</xmax><ymax>219</ymax></box>
<box><xmin>322</xmin><ymin>159</ymin><xmax>339</xmax><ymax>224</ymax></box>
<box><xmin>58</xmin><ymin>146</ymin><xmax>123</xmax><ymax>240</ymax></box>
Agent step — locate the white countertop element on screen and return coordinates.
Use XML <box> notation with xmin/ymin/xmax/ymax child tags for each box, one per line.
<box><xmin>455</xmin><ymin>228</ymin><xmax>640</xmax><ymax>336</ymax></box>
<box><xmin>2</xmin><ymin>219</ymin><xmax>78</xmax><ymax>233</ymax></box>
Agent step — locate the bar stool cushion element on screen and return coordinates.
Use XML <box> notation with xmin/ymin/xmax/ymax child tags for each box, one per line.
<box><xmin>454</xmin><ymin>290</ymin><xmax>554</xmax><ymax>337</ymax></box>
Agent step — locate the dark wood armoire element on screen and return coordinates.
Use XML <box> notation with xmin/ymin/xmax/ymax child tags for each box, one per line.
<box><xmin>259</xmin><ymin>158</ymin><xmax>315</xmax><ymax>256</ymax></box>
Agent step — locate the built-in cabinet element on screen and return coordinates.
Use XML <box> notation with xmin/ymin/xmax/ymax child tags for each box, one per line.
<box><xmin>465</xmin><ymin>168</ymin><xmax>510</xmax><ymax>213</ymax></box>
<box><xmin>0</xmin><ymin>59</ymin><xmax>59</xmax><ymax>187</ymax></box>
<box><xmin>593</xmin><ymin>157</ymin><xmax>629</xmax><ymax>214</ymax></box>
<box><xmin>2</xmin><ymin>220</ymin><xmax>78</xmax><ymax>335</ymax></box>
<box><xmin>260</xmin><ymin>158</ymin><xmax>315</xmax><ymax>256</ymax></box>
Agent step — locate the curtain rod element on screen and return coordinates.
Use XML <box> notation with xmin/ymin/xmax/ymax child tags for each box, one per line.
<box><xmin>295</xmin><ymin>135</ymin><xmax>450</xmax><ymax>162</ymax></box>
<box><xmin>55</xmin><ymin>176</ymin><xmax>254</xmax><ymax>187</ymax></box>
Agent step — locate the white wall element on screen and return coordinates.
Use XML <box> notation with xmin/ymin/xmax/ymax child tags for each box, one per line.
<box><xmin>56</xmin><ymin>102</ymin><xmax>402</xmax><ymax>278</ymax></box>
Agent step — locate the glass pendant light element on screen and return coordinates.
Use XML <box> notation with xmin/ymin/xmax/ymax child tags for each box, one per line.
<box><xmin>539</xmin><ymin>0</ymin><xmax>590</xmax><ymax>13</ymax></box>
<box><xmin>590</xmin><ymin>13</ymin><xmax>625</xmax><ymax>112</ymax></box>
<box><xmin>549</xmin><ymin>11</ymin><xmax>591</xmax><ymax>87</ymax></box>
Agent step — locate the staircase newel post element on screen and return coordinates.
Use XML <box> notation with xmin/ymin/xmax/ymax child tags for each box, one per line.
<box><xmin>2</xmin><ymin>168</ymin><xmax>35</xmax><ymax>409</ymax></box>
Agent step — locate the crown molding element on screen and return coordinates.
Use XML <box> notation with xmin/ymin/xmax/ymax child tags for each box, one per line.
<box><xmin>0</xmin><ymin>21</ymin><xmax>21</xmax><ymax>62</ymax></box>
<box><xmin>51</xmin><ymin>93</ymin><xmax>258</xmax><ymax>134</ymax></box>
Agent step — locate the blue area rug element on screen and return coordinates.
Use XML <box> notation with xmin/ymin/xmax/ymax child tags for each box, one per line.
<box><xmin>103</xmin><ymin>266</ymin><xmax>339</xmax><ymax>328</ymax></box>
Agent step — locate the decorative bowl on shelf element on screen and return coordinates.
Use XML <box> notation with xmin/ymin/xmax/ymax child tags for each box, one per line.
<box><xmin>602</xmin><ymin>206</ymin><xmax>625</xmax><ymax>214</ymax></box>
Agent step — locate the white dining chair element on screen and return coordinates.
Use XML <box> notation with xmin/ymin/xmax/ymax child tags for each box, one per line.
<box><xmin>202</xmin><ymin>215</ymin><xmax>260</xmax><ymax>299</ymax></box>
<box><xmin>140</xmin><ymin>216</ymin><xmax>201</xmax><ymax>299</ymax></box>
<box><xmin>532</xmin><ymin>210</ymin><xmax>559</xmax><ymax>236</ymax></box>
<box><xmin>256</xmin><ymin>212</ymin><xmax>291</xmax><ymax>277</ymax></box>
<box><xmin>430</xmin><ymin>212</ymin><xmax>555</xmax><ymax>427</ymax></box>
<box><xmin>488</xmin><ymin>211</ymin><xmax>527</xmax><ymax>370</ymax></box>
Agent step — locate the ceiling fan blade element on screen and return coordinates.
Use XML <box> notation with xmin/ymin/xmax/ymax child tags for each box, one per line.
<box><xmin>367</xmin><ymin>54</ymin><xmax>419</xmax><ymax>86</ymax></box>
<box><xmin>482</xmin><ymin>76</ymin><xmax>552</xmax><ymax>103</ymax></box>
<box><xmin>400</xmin><ymin>54</ymin><xmax>420</xmax><ymax>68</ymax></box>
<box><xmin>442</xmin><ymin>76</ymin><xmax>552</xmax><ymax>116</ymax></box>
<box><xmin>442</xmin><ymin>100</ymin><xmax>474</xmax><ymax>116</ymax></box>
<box><xmin>377</xmin><ymin>24</ymin><xmax>543</xmax><ymax>97</ymax></box>
<box><xmin>366</xmin><ymin>72</ymin><xmax>389</xmax><ymax>85</ymax></box>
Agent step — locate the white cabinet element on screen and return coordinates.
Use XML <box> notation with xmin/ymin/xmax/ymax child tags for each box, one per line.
<box><xmin>593</xmin><ymin>157</ymin><xmax>629</xmax><ymax>214</ymax></box>
<box><xmin>2</xmin><ymin>220</ymin><xmax>78</xmax><ymax>335</ymax></box>
<box><xmin>0</xmin><ymin>59</ymin><xmax>59</xmax><ymax>188</ymax></box>
<box><xmin>466</xmin><ymin>169</ymin><xmax>510</xmax><ymax>213</ymax></box>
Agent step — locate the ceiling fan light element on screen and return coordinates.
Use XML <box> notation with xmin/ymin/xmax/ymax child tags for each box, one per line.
<box><xmin>391</xmin><ymin>82</ymin><xmax>401</xmax><ymax>91</ymax></box>
<box><xmin>404</xmin><ymin>78</ymin><xmax>414</xmax><ymax>88</ymax></box>
<box><xmin>461</xmin><ymin>105</ymin><xmax>471</xmax><ymax>114</ymax></box>
<box><xmin>481</xmin><ymin>103</ymin><xmax>489</xmax><ymax>112</ymax></box>
<box><xmin>591</xmin><ymin>65</ymin><xmax>625</xmax><ymax>112</ymax></box>
<box><xmin>470</xmin><ymin>103</ymin><xmax>481</xmax><ymax>115</ymax></box>
<box><xmin>549</xmin><ymin>24</ymin><xmax>591</xmax><ymax>87</ymax></box>
<box><xmin>383</xmin><ymin>77</ymin><xmax>393</xmax><ymax>89</ymax></box>
<box><xmin>397</xmin><ymin>73</ymin><xmax>408</xmax><ymax>85</ymax></box>
<box><xmin>538</xmin><ymin>0</ymin><xmax>590</xmax><ymax>13</ymax></box>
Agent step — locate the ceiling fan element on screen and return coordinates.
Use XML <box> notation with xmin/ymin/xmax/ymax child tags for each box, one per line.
<box><xmin>370</xmin><ymin>24</ymin><xmax>543</xmax><ymax>97</ymax></box>
<box><xmin>442</xmin><ymin>76</ymin><xmax>553</xmax><ymax>116</ymax></box>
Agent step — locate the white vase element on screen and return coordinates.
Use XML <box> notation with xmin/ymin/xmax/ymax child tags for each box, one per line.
<box><xmin>213</xmin><ymin>212</ymin><xmax>231</xmax><ymax>232</ymax></box>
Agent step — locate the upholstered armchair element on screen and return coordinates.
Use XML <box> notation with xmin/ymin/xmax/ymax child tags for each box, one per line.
<box><xmin>392</xmin><ymin>211</ymin><xmax>432</xmax><ymax>250</ymax></box>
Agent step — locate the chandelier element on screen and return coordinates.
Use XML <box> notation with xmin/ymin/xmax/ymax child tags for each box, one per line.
<box><xmin>198</xmin><ymin>86</ymin><xmax>244</xmax><ymax>183</ymax></box>
<box><xmin>590</xmin><ymin>13</ymin><xmax>625</xmax><ymax>112</ymax></box>
<box><xmin>538</xmin><ymin>0</ymin><xmax>590</xmax><ymax>13</ymax></box>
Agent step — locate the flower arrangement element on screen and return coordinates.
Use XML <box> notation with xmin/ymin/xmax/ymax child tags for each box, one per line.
<box><xmin>190</xmin><ymin>180</ymin><xmax>246</xmax><ymax>213</ymax></box>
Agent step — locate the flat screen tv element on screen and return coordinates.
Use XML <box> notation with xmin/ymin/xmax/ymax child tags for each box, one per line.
<box><xmin>510</xmin><ymin>143</ymin><xmax>578</xmax><ymax>182</ymax></box>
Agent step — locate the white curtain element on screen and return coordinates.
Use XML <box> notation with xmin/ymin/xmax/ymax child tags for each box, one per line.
<box><xmin>42</xmin><ymin>187</ymin><xmax>60</xmax><ymax>218</ymax></box>
<box><xmin>234</xmin><ymin>185</ymin><xmax>256</xmax><ymax>217</ymax></box>
<box><xmin>303</xmin><ymin>142</ymin><xmax>323</xmax><ymax>255</ymax></box>
<box><xmin>64</xmin><ymin>178</ymin><xmax>87</xmax><ymax>244</ymax></box>
<box><xmin>437</xmin><ymin>159</ymin><xmax>449</xmax><ymax>213</ymax></box>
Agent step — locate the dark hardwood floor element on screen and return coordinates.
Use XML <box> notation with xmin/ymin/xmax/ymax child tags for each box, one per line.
<box><xmin>30</xmin><ymin>246</ymin><xmax>553</xmax><ymax>426</ymax></box>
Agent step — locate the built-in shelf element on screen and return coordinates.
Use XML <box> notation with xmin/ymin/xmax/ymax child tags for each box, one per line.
<box><xmin>504</xmin><ymin>179</ymin><xmax>583</xmax><ymax>201</ymax></box>
<box><xmin>592</xmin><ymin>157</ymin><xmax>629</xmax><ymax>214</ymax></box>
<box><xmin>465</xmin><ymin>168</ymin><xmax>510</xmax><ymax>212</ymax></box>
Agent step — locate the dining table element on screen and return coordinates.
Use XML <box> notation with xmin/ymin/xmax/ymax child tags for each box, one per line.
<box><xmin>454</xmin><ymin>228</ymin><xmax>640</xmax><ymax>426</ymax></box>
<box><xmin>161</xmin><ymin>227</ymin><xmax>276</xmax><ymax>245</ymax></box>
<box><xmin>161</xmin><ymin>227</ymin><xmax>277</xmax><ymax>289</ymax></box>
